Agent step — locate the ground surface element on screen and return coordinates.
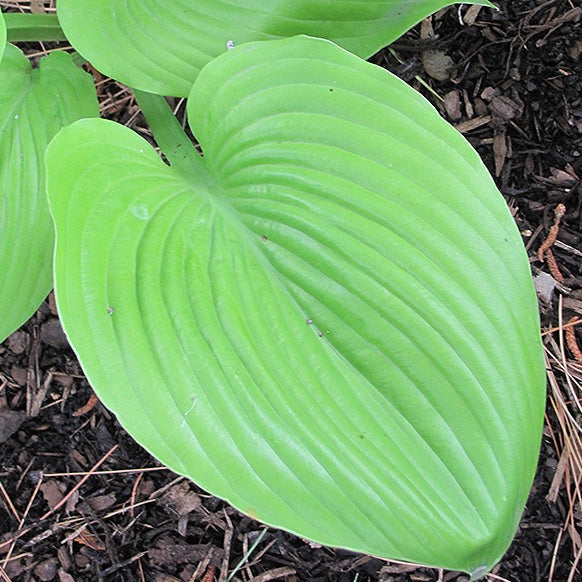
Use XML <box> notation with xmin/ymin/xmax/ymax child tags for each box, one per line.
<box><xmin>0</xmin><ymin>1</ymin><xmax>581</xmax><ymax>581</ymax></box>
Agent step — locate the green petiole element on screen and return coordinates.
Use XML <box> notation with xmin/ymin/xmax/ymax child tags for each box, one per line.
<box><xmin>4</xmin><ymin>13</ymin><xmax>67</xmax><ymax>43</ymax></box>
<box><xmin>133</xmin><ymin>89</ymin><xmax>204</xmax><ymax>176</ymax></box>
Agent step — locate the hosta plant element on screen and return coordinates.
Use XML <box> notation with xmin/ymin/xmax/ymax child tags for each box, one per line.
<box><xmin>1</xmin><ymin>2</ymin><xmax>545</xmax><ymax>579</ymax></box>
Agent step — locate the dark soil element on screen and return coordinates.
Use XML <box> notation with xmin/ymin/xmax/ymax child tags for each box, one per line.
<box><xmin>1</xmin><ymin>1</ymin><xmax>581</xmax><ymax>581</ymax></box>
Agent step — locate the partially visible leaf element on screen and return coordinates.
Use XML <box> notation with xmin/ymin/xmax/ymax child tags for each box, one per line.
<box><xmin>47</xmin><ymin>36</ymin><xmax>544</xmax><ymax>576</ymax></box>
<box><xmin>0</xmin><ymin>10</ymin><xmax>6</xmax><ymax>63</ymax></box>
<box><xmin>0</xmin><ymin>45</ymin><xmax>98</xmax><ymax>342</ymax></box>
<box><xmin>58</xmin><ymin>0</ymin><xmax>494</xmax><ymax>96</ymax></box>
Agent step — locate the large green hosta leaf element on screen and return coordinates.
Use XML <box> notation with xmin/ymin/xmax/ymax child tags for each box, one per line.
<box><xmin>58</xmin><ymin>0</ymin><xmax>493</xmax><ymax>97</ymax></box>
<box><xmin>47</xmin><ymin>36</ymin><xmax>545</xmax><ymax>576</ymax></box>
<box><xmin>0</xmin><ymin>45</ymin><xmax>98</xmax><ymax>342</ymax></box>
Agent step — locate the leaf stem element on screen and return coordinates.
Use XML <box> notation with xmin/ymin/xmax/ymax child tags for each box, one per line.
<box><xmin>133</xmin><ymin>89</ymin><xmax>203</xmax><ymax>175</ymax></box>
<box><xmin>4</xmin><ymin>13</ymin><xmax>67</xmax><ymax>42</ymax></box>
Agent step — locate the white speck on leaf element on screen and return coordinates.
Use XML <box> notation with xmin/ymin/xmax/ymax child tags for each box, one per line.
<box><xmin>130</xmin><ymin>205</ymin><xmax>150</xmax><ymax>220</ymax></box>
<box><xmin>107</xmin><ymin>306</ymin><xmax>115</xmax><ymax>315</ymax></box>
<box><xmin>185</xmin><ymin>398</ymin><xmax>197</xmax><ymax>416</ymax></box>
<box><xmin>226</xmin><ymin>40</ymin><xmax>235</xmax><ymax>50</ymax></box>
<box><xmin>14</xmin><ymin>115</ymin><xmax>19</xmax><ymax>120</ymax></box>
<box><xmin>180</xmin><ymin>398</ymin><xmax>198</xmax><ymax>428</ymax></box>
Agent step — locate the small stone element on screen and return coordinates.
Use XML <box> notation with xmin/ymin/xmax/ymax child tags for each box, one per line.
<box><xmin>422</xmin><ymin>50</ymin><xmax>454</xmax><ymax>81</ymax></box>
<box><xmin>534</xmin><ymin>272</ymin><xmax>558</xmax><ymax>305</ymax></box>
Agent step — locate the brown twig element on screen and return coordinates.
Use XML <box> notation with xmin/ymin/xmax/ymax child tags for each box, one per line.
<box><xmin>129</xmin><ymin>472</ymin><xmax>144</xmax><ymax>519</ymax></box>
<box><xmin>39</xmin><ymin>445</ymin><xmax>118</xmax><ymax>520</ymax></box>
<box><xmin>537</xmin><ymin>204</ymin><xmax>566</xmax><ymax>260</ymax></box>
<box><xmin>1</xmin><ymin>470</ymin><xmax>43</xmax><ymax>569</ymax></box>
<box><xmin>0</xmin><ymin>480</ymin><xmax>20</xmax><ymax>522</ymax></box>
<box><xmin>565</xmin><ymin>317</ymin><xmax>582</xmax><ymax>363</ymax></box>
<box><xmin>545</xmin><ymin>249</ymin><xmax>565</xmax><ymax>283</ymax></box>
<box><xmin>201</xmin><ymin>565</ymin><xmax>216</xmax><ymax>582</ymax></box>
<box><xmin>72</xmin><ymin>392</ymin><xmax>99</xmax><ymax>417</ymax></box>
<box><xmin>538</xmin><ymin>203</ymin><xmax>567</xmax><ymax>282</ymax></box>
<box><xmin>0</xmin><ymin>445</ymin><xmax>118</xmax><ymax>552</ymax></box>
<box><xmin>219</xmin><ymin>511</ymin><xmax>234</xmax><ymax>582</ymax></box>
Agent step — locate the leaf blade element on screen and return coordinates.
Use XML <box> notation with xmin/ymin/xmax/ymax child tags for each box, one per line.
<box><xmin>58</xmin><ymin>0</ymin><xmax>493</xmax><ymax>96</ymax></box>
<box><xmin>47</xmin><ymin>36</ymin><xmax>544</xmax><ymax>575</ymax></box>
<box><xmin>0</xmin><ymin>45</ymin><xmax>98</xmax><ymax>342</ymax></box>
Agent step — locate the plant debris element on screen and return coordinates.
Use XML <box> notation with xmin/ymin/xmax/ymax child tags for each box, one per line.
<box><xmin>1</xmin><ymin>1</ymin><xmax>581</xmax><ymax>580</ymax></box>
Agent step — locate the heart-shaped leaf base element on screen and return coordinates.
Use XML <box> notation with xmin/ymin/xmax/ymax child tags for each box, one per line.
<box><xmin>47</xmin><ymin>36</ymin><xmax>545</xmax><ymax>575</ymax></box>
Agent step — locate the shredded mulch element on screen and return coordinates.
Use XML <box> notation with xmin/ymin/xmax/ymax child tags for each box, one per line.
<box><xmin>0</xmin><ymin>1</ymin><xmax>581</xmax><ymax>580</ymax></box>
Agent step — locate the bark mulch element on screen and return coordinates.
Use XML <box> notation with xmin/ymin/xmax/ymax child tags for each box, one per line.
<box><xmin>0</xmin><ymin>1</ymin><xmax>581</xmax><ymax>581</ymax></box>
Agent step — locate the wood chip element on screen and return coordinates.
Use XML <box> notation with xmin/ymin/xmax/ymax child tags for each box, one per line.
<box><xmin>40</xmin><ymin>319</ymin><xmax>69</xmax><ymax>349</ymax></box>
<box><xmin>74</xmin><ymin>529</ymin><xmax>106</xmax><ymax>551</ymax></box>
<box><xmin>0</xmin><ymin>409</ymin><xmax>26</xmax><ymax>444</ymax></box>
<box><xmin>463</xmin><ymin>4</ymin><xmax>484</xmax><ymax>26</ymax></box>
<box><xmin>489</xmin><ymin>94</ymin><xmax>523</xmax><ymax>121</ymax></box>
<box><xmin>444</xmin><ymin>90</ymin><xmax>462</xmax><ymax>120</ymax></box>
<box><xmin>7</xmin><ymin>331</ymin><xmax>28</xmax><ymax>355</ymax></box>
<box><xmin>40</xmin><ymin>480</ymin><xmax>65</xmax><ymax>510</ymax></box>
<box><xmin>454</xmin><ymin>115</ymin><xmax>492</xmax><ymax>133</ymax></box>
<box><xmin>58</xmin><ymin>570</ymin><xmax>75</xmax><ymax>582</ymax></box>
<box><xmin>85</xmin><ymin>493</ymin><xmax>116</xmax><ymax>512</ymax></box>
<box><xmin>33</xmin><ymin>558</ymin><xmax>59</xmax><ymax>581</ymax></box>
<box><xmin>148</xmin><ymin>537</ymin><xmax>212</xmax><ymax>567</ymax></box>
<box><xmin>160</xmin><ymin>481</ymin><xmax>201</xmax><ymax>517</ymax></box>
<box><xmin>493</xmin><ymin>132</ymin><xmax>508</xmax><ymax>176</ymax></box>
<box><xmin>249</xmin><ymin>567</ymin><xmax>296</xmax><ymax>582</ymax></box>
<box><xmin>10</xmin><ymin>365</ymin><xmax>28</xmax><ymax>387</ymax></box>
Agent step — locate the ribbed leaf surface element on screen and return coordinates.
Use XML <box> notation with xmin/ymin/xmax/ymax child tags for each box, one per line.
<box><xmin>58</xmin><ymin>0</ymin><xmax>493</xmax><ymax>96</ymax></box>
<box><xmin>0</xmin><ymin>45</ymin><xmax>98</xmax><ymax>342</ymax></box>
<box><xmin>47</xmin><ymin>37</ymin><xmax>545</xmax><ymax>575</ymax></box>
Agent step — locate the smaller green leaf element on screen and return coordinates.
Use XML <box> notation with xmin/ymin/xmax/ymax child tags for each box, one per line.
<box><xmin>0</xmin><ymin>44</ymin><xmax>98</xmax><ymax>343</ymax></box>
<box><xmin>0</xmin><ymin>10</ymin><xmax>6</xmax><ymax>63</ymax></box>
